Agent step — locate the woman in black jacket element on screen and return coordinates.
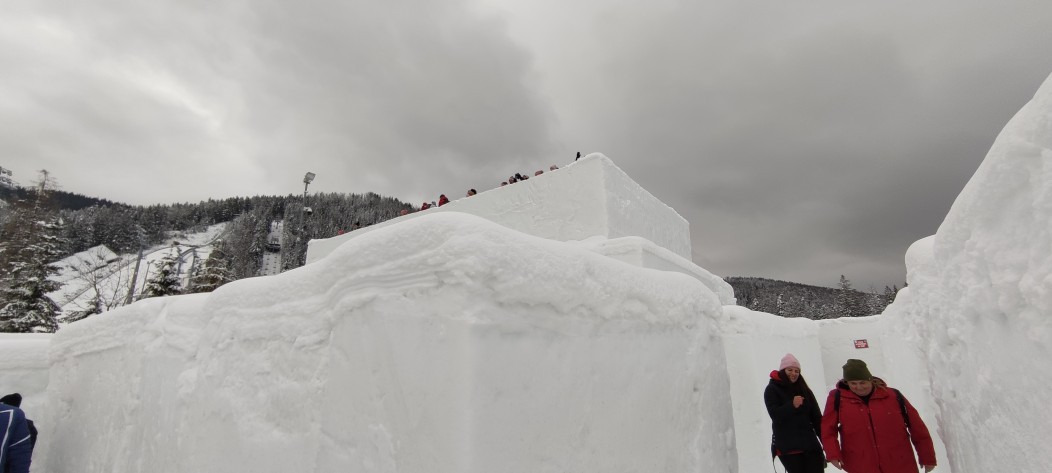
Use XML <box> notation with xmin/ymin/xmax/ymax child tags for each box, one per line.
<box><xmin>764</xmin><ymin>353</ymin><xmax>825</xmax><ymax>472</ymax></box>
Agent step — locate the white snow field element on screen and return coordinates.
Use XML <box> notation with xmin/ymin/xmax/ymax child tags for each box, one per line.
<box><xmin>0</xmin><ymin>334</ymin><xmax>49</xmax><ymax>426</ymax></box>
<box><xmin>5</xmin><ymin>72</ymin><xmax>1050</xmax><ymax>472</ymax></box>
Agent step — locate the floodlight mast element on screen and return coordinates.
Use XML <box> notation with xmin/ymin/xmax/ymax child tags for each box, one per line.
<box><xmin>302</xmin><ymin>172</ymin><xmax>315</xmax><ymax>229</ymax></box>
<box><xmin>303</xmin><ymin>171</ymin><xmax>315</xmax><ymax>207</ymax></box>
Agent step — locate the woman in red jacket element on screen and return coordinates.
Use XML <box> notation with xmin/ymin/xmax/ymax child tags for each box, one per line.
<box><xmin>821</xmin><ymin>359</ymin><xmax>937</xmax><ymax>473</ymax></box>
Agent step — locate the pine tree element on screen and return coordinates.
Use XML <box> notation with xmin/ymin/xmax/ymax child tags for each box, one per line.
<box><xmin>884</xmin><ymin>285</ymin><xmax>898</xmax><ymax>305</ymax></box>
<box><xmin>142</xmin><ymin>248</ymin><xmax>183</xmax><ymax>298</ymax></box>
<box><xmin>0</xmin><ymin>171</ymin><xmax>65</xmax><ymax>332</ymax></box>
<box><xmin>834</xmin><ymin>275</ymin><xmax>859</xmax><ymax>318</ymax></box>
<box><xmin>187</xmin><ymin>247</ymin><xmax>233</xmax><ymax>293</ymax></box>
<box><xmin>66</xmin><ymin>293</ymin><xmax>103</xmax><ymax>322</ymax></box>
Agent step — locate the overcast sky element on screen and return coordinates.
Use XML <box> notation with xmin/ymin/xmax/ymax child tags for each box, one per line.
<box><xmin>2</xmin><ymin>0</ymin><xmax>1050</xmax><ymax>289</ymax></box>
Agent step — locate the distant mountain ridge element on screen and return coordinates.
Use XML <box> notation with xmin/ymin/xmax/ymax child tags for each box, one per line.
<box><xmin>0</xmin><ymin>184</ymin><xmax>124</xmax><ymax>211</ymax></box>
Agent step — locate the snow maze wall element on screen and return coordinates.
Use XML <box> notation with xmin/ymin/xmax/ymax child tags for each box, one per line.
<box><xmin>37</xmin><ymin>214</ymin><xmax>739</xmax><ymax>473</ymax></box>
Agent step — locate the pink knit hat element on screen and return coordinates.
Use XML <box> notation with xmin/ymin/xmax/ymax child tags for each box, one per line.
<box><xmin>779</xmin><ymin>353</ymin><xmax>801</xmax><ymax>370</ymax></box>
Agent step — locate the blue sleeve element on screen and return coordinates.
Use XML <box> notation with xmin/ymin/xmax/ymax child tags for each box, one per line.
<box><xmin>5</xmin><ymin>408</ymin><xmax>32</xmax><ymax>473</ymax></box>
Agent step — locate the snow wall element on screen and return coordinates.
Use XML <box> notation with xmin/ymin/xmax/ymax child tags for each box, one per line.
<box><xmin>0</xmin><ymin>334</ymin><xmax>50</xmax><ymax>425</ymax></box>
<box><xmin>305</xmin><ymin>153</ymin><xmax>733</xmax><ymax>306</ymax></box>
<box><xmin>307</xmin><ymin>153</ymin><xmax>693</xmax><ymax>263</ymax></box>
<box><xmin>879</xmin><ymin>72</ymin><xmax>1052</xmax><ymax>472</ymax></box>
<box><xmin>38</xmin><ymin>213</ymin><xmax>737</xmax><ymax>473</ymax></box>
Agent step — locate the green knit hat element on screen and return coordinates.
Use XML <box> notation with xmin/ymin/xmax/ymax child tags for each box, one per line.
<box><xmin>842</xmin><ymin>359</ymin><xmax>873</xmax><ymax>381</ymax></box>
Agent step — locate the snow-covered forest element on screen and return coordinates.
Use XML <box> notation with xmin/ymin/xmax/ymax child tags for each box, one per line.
<box><xmin>0</xmin><ymin>176</ymin><xmax>412</xmax><ymax>332</ymax></box>
<box><xmin>727</xmin><ymin>276</ymin><xmax>900</xmax><ymax>319</ymax></box>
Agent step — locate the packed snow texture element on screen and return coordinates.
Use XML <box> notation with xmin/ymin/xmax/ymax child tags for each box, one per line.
<box><xmin>306</xmin><ymin>153</ymin><xmax>693</xmax><ymax>262</ymax></box>
<box><xmin>572</xmin><ymin>235</ymin><xmax>736</xmax><ymax>305</ymax></box>
<box><xmin>39</xmin><ymin>213</ymin><xmax>736</xmax><ymax>473</ymax></box>
<box><xmin>0</xmin><ymin>334</ymin><xmax>50</xmax><ymax>425</ymax></box>
<box><xmin>878</xmin><ymin>73</ymin><xmax>1052</xmax><ymax>472</ymax></box>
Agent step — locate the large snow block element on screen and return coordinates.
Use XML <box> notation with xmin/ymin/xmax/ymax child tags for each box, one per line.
<box><xmin>578</xmin><ymin>236</ymin><xmax>736</xmax><ymax>305</ymax></box>
<box><xmin>886</xmin><ymin>72</ymin><xmax>1052</xmax><ymax>473</ymax></box>
<box><xmin>41</xmin><ymin>294</ymin><xmax>213</xmax><ymax>473</ymax></box>
<box><xmin>307</xmin><ymin>153</ymin><xmax>693</xmax><ymax>263</ymax></box>
<box><xmin>43</xmin><ymin>213</ymin><xmax>735</xmax><ymax>473</ymax></box>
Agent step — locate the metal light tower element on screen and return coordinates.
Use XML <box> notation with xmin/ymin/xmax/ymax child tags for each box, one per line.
<box><xmin>302</xmin><ymin>172</ymin><xmax>315</xmax><ymax>217</ymax></box>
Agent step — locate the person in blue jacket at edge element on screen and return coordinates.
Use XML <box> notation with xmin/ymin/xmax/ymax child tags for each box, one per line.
<box><xmin>0</xmin><ymin>399</ymin><xmax>32</xmax><ymax>473</ymax></box>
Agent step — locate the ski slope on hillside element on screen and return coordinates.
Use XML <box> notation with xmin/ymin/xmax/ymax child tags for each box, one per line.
<box><xmin>48</xmin><ymin>223</ymin><xmax>226</xmax><ymax>316</ymax></box>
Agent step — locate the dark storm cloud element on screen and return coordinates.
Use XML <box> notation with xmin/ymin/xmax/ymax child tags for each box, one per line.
<box><xmin>544</xmin><ymin>0</ymin><xmax>1052</xmax><ymax>289</ymax></box>
<box><xmin>0</xmin><ymin>0</ymin><xmax>554</xmax><ymax>205</ymax></box>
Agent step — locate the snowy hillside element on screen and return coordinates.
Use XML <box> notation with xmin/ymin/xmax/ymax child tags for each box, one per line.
<box><xmin>46</xmin><ymin>224</ymin><xmax>226</xmax><ymax>317</ymax></box>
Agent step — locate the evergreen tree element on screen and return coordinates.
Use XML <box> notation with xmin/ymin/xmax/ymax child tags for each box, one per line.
<box><xmin>866</xmin><ymin>291</ymin><xmax>886</xmax><ymax>315</ymax></box>
<box><xmin>220</xmin><ymin>212</ymin><xmax>267</xmax><ymax>279</ymax></box>
<box><xmin>0</xmin><ymin>171</ymin><xmax>65</xmax><ymax>332</ymax></box>
<box><xmin>834</xmin><ymin>275</ymin><xmax>860</xmax><ymax>318</ymax></box>
<box><xmin>884</xmin><ymin>285</ymin><xmax>898</xmax><ymax>305</ymax></box>
<box><xmin>66</xmin><ymin>293</ymin><xmax>103</xmax><ymax>322</ymax></box>
<box><xmin>142</xmin><ymin>248</ymin><xmax>183</xmax><ymax>298</ymax></box>
<box><xmin>187</xmin><ymin>246</ymin><xmax>233</xmax><ymax>293</ymax></box>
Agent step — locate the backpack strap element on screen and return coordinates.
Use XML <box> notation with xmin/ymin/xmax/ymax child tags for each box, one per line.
<box><xmin>833</xmin><ymin>389</ymin><xmax>841</xmax><ymax>431</ymax></box>
<box><xmin>892</xmin><ymin>388</ymin><xmax>912</xmax><ymax>430</ymax></box>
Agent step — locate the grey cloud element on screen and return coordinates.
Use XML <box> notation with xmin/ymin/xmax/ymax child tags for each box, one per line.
<box><xmin>1</xmin><ymin>0</ymin><xmax>555</xmax><ymax>205</ymax></box>
<box><xmin>540</xmin><ymin>0</ymin><xmax>1052</xmax><ymax>288</ymax></box>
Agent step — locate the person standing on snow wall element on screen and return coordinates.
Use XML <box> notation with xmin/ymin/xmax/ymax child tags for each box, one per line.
<box><xmin>765</xmin><ymin>353</ymin><xmax>826</xmax><ymax>473</ymax></box>
<box><xmin>821</xmin><ymin>359</ymin><xmax>937</xmax><ymax>473</ymax></box>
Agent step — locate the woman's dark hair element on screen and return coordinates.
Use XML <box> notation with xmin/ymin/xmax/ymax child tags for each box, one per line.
<box><xmin>778</xmin><ymin>368</ymin><xmax>814</xmax><ymax>397</ymax></box>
